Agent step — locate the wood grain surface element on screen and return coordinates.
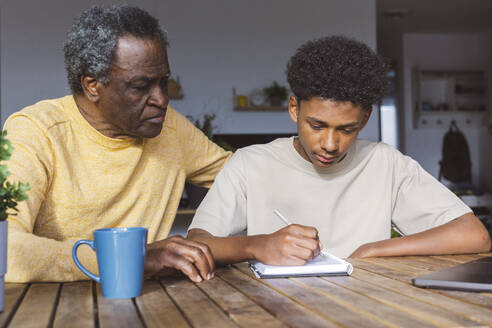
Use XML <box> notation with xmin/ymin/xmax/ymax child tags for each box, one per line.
<box><xmin>2</xmin><ymin>254</ymin><xmax>491</xmax><ymax>327</ymax></box>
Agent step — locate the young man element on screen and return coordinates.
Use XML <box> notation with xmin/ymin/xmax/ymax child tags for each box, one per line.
<box><xmin>187</xmin><ymin>36</ymin><xmax>491</xmax><ymax>266</ymax></box>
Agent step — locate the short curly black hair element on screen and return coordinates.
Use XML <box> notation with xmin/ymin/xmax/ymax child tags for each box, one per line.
<box><xmin>286</xmin><ymin>35</ymin><xmax>389</xmax><ymax>110</ymax></box>
<box><xmin>64</xmin><ymin>5</ymin><xmax>168</xmax><ymax>94</ymax></box>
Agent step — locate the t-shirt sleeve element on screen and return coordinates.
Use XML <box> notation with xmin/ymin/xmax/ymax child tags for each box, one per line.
<box><xmin>391</xmin><ymin>149</ymin><xmax>471</xmax><ymax>236</ymax></box>
<box><xmin>187</xmin><ymin>150</ymin><xmax>247</xmax><ymax>236</ymax></box>
<box><xmin>3</xmin><ymin>114</ymin><xmax>97</xmax><ymax>282</ymax></box>
<box><xmin>173</xmin><ymin>109</ymin><xmax>232</xmax><ymax>188</ymax></box>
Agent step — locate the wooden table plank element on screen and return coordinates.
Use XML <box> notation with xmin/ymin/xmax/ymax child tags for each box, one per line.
<box><xmin>404</xmin><ymin>256</ymin><xmax>467</xmax><ymax>268</ymax></box>
<box><xmin>362</xmin><ymin>258</ymin><xmax>433</xmax><ymax>277</ymax></box>
<box><xmin>432</xmin><ymin>254</ymin><xmax>483</xmax><ymax>263</ymax></box>
<box><xmin>135</xmin><ymin>279</ymin><xmax>189</xmax><ymax>328</ymax></box>
<box><xmin>0</xmin><ymin>283</ymin><xmax>28</xmax><ymax>327</ymax></box>
<box><xmin>6</xmin><ymin>255</ymin><xmax>492</xmax><ymax>328</ymax></box>
<box><xmin>348</xmin><ymin>258</ymin><xmax>418</xmax><ymax>282</ymax></box>
<box><xmin>8</xmin><ymin>283</ymin><xmax>60</xmax><ymax>328</ymax></box>
<box><xmin>234</xmin><ymin>263</ymin><xmax>391</xmax><ymax>328</ymax></box>
<box><xmin>323</xmin><ymin>274</ymin><xmax>483</xmax><ymax>327</ymax></box>
<box><xmin>53</xmin><ymin>281</ymin><xmax>94</xmax><ymax>328</ymax></box>
<box><xmin>351</xmin><ymin>257</ymin><xmax>492</xmax><ymax>309</ymax></box>
<box><xmin>222</xmin><ymin>265</ymin><xmax>339</xmax><ymax>328</ymax></box>
<box><xmin>380</xmin><ymin>256</ymin><xmax>455</xmax><ymax>272</ymax></box>
<box><xmin>161</xmin><ymin>275</ymin><xmax>236</xmax><ymax>328</ymax></box>
<box><xmin>351</xmin><ymin>267</ymin><xmax>492</xmax><ymax>326</ymax></box>
<box><xmin>197</xmin><ymin>268</ymin><xmax>286</xmax><ymax>328</ymax></box>
<box><xmin>288</xmin><ymin>276</ymin><xmax>434</xmax><ymax>328</ymax></box>
<box><xmin>433</xmin><ymin>289</ymin><xmax>492</xmax><ymax>309</ymax></box>
<box><xmin>371</xmin><ymin>255</ymin><xmax>489</xmax><ymax>273</ymax></box>
<box><xmin>96</xmin><ymin>283</ymin><xmax>144</xmax><ymax>328</ymax></box>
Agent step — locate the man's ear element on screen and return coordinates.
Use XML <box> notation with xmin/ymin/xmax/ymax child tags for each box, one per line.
<box><xmin>81</xmin><ymin>76</ymin><xmax>102</xmax><ymax>103</ymax></box>
<box><xmin>288</xmin><ymin>95</ymin><xmax>300</xmax><ymax>124</ymax></box>
<box><xmin>359</xmin><ymin>107</ymin><xmax>372</xmax><ymax>130</ymax></box>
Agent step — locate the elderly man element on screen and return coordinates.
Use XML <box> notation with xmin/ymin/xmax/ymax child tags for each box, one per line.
<box><xmin>4</xmin><ymin>5</ymin><xmax>230</xmax><ymax>282</ymax></box>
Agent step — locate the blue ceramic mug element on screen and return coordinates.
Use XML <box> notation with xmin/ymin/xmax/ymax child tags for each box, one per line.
<box><xmin>72</xmin><ymin>227</ymin><xmax>147</xmax><ymax>298</ymax></box>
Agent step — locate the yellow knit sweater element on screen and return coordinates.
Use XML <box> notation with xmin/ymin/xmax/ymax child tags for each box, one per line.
<box><xmin>3</xmin><ymin>95</ymin><xmax>231</xmax><ymax>282</ymax></box>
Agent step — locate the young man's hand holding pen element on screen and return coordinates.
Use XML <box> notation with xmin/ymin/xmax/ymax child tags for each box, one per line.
<box><xmin>244</xmin><ymin>209</ymin><xmax>322</xmax><ymax>266</ymax></box>
<box><xmin>249</xmin><ymin>223</ymin><xmax>322</xmax><ymax>265</ymax></box>
<box><xmin>188</xmin><ymin>208</ymin><xmax>324</xmax><ymax>267</ymax></box>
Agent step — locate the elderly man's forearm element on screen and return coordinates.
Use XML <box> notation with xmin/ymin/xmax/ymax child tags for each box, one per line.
<box><xmin>6</xmin><ymin>230</ymin><xmax>97</xmax><ymax>282</ymax></box>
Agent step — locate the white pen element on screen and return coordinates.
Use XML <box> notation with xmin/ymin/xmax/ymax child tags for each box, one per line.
<box><xmin>273</xmin><ymin>208</ymin><xmax>329</xmax><ymax>258</ymax></box>
<box><xmin>273</xmin><ymin>208</ymin><xmax>290</xmax><ymax>226</ymax></box>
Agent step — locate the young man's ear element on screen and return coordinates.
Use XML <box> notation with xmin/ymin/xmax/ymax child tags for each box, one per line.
<box><xmin>288</xmin><ymin>95</ymin><xmax>300</xmax><ymax>124</ymax></box>
<box><xmin>81</xmin><ymin>76</ymin><xmax>102</xmax><ymax>103</ymax></box>
<box><xmin>359</xmin><ymin>107</ymin><xmax>372</xmax><ymax>130</ymax></box>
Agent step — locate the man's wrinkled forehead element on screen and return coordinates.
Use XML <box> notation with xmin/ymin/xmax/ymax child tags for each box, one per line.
<box><xmin>110</xmin><ymin>36</ymin><xmax>169</xmax><ymax>75</ymax></box>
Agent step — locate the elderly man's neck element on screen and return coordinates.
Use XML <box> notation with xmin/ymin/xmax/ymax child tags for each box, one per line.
<box><xmin>73</xmin><ymin>94</ymin><xmax>130</xmax><ymax>139</ymax></box>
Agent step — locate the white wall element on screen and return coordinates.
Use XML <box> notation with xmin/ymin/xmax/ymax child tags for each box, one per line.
<box><xmin>1</xmin><ymin>0</ymin><xmax>379</xmax><ymax>139</ymax></box>
<box><xmin>486</xmin><ymin>29</ymin><xmax>492</xmax><ymax>191</ymax></box>
<box><xmin>402</xmin><ymin>33</ymin><xmax>492</xmax><ymax>190</ymax></box>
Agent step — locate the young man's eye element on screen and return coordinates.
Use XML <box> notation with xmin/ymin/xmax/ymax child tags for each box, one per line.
<box><xmin>342</xmin><ymin>128</ymin><xmax>356</xmax><ymax>134</ymax></box>
<box><xmin>309</xmin><ymin>123</ymin><xmax>322</xmax><ymax>130</ymax></box>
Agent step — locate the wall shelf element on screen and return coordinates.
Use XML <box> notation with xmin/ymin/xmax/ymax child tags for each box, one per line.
<box><xmin>413</xmin><ymin>68</ymin><xmax>488</xmax><ymax>128</ymax></box>
<box><xmin>233</xmin><ymin>106</ymin><xmax>287</xmax><ymax>111</ymax></box>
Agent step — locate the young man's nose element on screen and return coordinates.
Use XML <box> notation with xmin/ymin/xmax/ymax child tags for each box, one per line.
<box><xmin>321</xmin><ymin>130</ymin><xmax>339</xmax><ymax>153</ymax></box>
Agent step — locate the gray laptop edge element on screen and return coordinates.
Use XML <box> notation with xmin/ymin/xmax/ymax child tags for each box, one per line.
<box><xmin>412</xmin><ymin>256</ymin><xmax>492</xmax><ymax>292</ymax></box>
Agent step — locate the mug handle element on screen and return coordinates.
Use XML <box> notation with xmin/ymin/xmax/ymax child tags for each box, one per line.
<box><xmin>72</xmin><ymin>240</ymin><xmax>100</xmax><ymax>283</ymax></box>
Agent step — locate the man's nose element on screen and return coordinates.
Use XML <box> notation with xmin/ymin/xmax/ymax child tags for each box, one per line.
<box><xmin>148</xmin><ymin>85</ymin><xmax>168</xmax><ymax>109</ymax></box>
<box><xmin>321</xmin><ymin>130</ymin><xmax>338</xmax><ymax>153</ymax></box>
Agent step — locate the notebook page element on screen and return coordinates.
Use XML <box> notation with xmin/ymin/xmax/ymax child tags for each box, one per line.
<box><xmin>251</xmin><ymin>253</ymin><xmax>353</xmax><ymax>276</ymax></box>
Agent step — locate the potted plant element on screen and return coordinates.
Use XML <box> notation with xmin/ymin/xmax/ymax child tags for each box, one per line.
<box><xmin>263</xmin><ymin>81</ymin><xmax>288</xmax><ymax>106</ymax></box>
<box><xmin>0</xmin><ymin>131</ymin><xmax>29</xmax><ymax>312</ymax></box>
<box><xmin>187</xmin><ymin>113</ymin><xmax>217</xmax><ymax>140</ymax></box>
<box><xmin>183</xmin><ymin>113</ymin><xmax>236</xmax><ymax>208</ymax></box>
<box><xmin>184</xmin><ymin>114</ymin><xmax>217</xmax><ymax>208</ymax></box>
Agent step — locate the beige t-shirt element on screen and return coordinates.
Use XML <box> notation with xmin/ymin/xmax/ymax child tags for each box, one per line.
<box><xmin>189</xmin><ymin>137</ymin><xmax>471</xmax><ymax>258</ymax></box>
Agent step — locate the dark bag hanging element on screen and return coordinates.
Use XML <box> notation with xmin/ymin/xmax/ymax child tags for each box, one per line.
<box><xmin>438</xmin><ymin>120</ymin><xmax>472</xmax><ymax>184</ymax></box>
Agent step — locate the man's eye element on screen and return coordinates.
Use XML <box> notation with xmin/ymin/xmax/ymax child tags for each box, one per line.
<box><xmin>342</xmin><ymin>128</ymin><xmax>356</xmax><ymax>134</ymax></box>
<box><xmin>133</xmin><ymin>84</ymin><xmax>149</xmax><ymax>91</ymax></box>
<box><xmin>309</xmin><ymin>123</ymin><xmax>322</xmax><ymax>130</ymax></box>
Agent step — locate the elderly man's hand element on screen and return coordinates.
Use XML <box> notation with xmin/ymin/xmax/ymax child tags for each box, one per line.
<box><xmin>145</xmin><ymin>235</ymin><xmax>215</xmax><ymax>282</ymax></box>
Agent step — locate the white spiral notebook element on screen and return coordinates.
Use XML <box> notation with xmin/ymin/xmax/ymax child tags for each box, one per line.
<box><xmin>249</xmin><ymin>253</ymin><xmax>354</xmax><ymax>279</ymax></box>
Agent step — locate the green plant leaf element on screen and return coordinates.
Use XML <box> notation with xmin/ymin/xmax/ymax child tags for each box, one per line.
<box><xmin>186</xmin><ymin>113</ymin><xmax>216</xmax><ymax>139</ymax></box>
<box><xmin>263</xmin><ymin>81</ymin><xmax>288</xmax><ymax>102</ymax></box>
<box><xmin>391</xmin><ymin>228</ymin><xmax>401</xmax><ymax>238</ymax></box>
<box><xmin>0</xmin><ymin>130</ymin><xmax>30</xmax><ymax>221</ymax></box>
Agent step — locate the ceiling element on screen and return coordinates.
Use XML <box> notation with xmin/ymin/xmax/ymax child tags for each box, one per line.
<box><xmin>377</xmin><ymin>0</ymin><xmax>492</xmax><ymax>57</ymax></box>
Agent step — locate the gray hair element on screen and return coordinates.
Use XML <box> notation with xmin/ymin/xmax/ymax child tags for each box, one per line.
<box><xmin>63</xmin><ymin>5</ymin><xmax>168</xmax><ymax>94</ymax></box>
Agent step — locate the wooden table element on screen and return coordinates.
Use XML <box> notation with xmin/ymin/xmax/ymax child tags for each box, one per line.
<box><xmin>2</xmin><ymin>254</ymin><xmax>492</xmax><ymax>327</ymax></box>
